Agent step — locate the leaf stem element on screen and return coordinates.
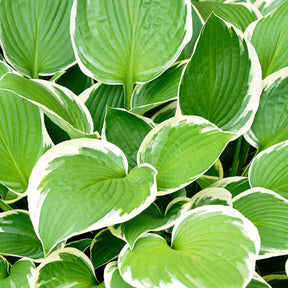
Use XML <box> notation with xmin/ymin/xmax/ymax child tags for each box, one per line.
<box><xmin>124</xmin><ymin>79</ymin><xmax>134</xmax><ymax>110</ymax></box>
<box><xmin>237</xmin><ymin>139</ymin><xmax>250</xmax><ymax>175</ymax></box>
<box><xmin>230</xmin><ymin>137</ymin><xmax>242</xmax><ymax>176</ymax></box>
<box><xmin>0</xmin><ymin>199</ymin><xmax>12</xmax><ymax>212</ymax></box>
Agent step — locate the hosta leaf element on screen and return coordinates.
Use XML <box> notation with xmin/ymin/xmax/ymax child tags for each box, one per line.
<box><xmin>0</xmin><ymin>73</ymin><xmax>95</xmax><ymax>139</ymax></box>
<box><xmin>233</xmin><ymin>188</ymin><xmax>288</xmax><ymax>258</ymax></box>
<box><xmin>246</xmin><ymin>1</ymin><xmax>288</xmax><ymax>78</ymax></box>
<box><xmin>104</xmin><ymin>261</ymin><xmax>134</xmax><ymax>288</ymax></box>
<box><xmin>209</xmin><ymin>176</ymin><xmax>250</xmax><ymax>198</ymax></box>
<box><xmin>179</xmin><ymin>13</ymin><xmax>262</xmax><ymax>137</ymax></box>
<box><xmin>0</xmin><ymin>256</ymin><xmax>9</xmax><ymax>280</ymax></box>
<box><xmin>0</xmin><ymin>61</ymin><xmax>13</xmax><ymax>76</ymax></box>
<box><xmin>66</xmin><ymin>238</ymin><xmax>92</xmax><ymax>253</ymax></box>
<box><xmin>90</xmin><ymin>229</ymin><xmax>125</xmax><ymax>269</ymax></box>
<box><xmin>79</xmin><ymin>83</ymin><xmax>124</xmax><ymax>133</ymax></box>
<box><xmin>0</xmin><ymin>0</ymin><xmax>75</xmax><ymax>78</ymax></box>
<box><xmin>34</xmin><ymin>248</ymin><xmax>98</xmax><ymax>288</ymax></box>
<box><xmin>138</xmin><ymin>116</ymin><xmax>233</xmax><ymax>194</ymax></box>
<box><xmin>110</xmin><ymin>199</ymin><xmax>191</xmax><ymax>248</ymax></box>
<box><xmin>27</xmin><ymin>139</ymin><xmax>157</xmax><ymax>254</ymax></box>
<box><xmin>119</xmin><ymin>206</ymin><xmax>260</xmax><ymax>288</ymax></box>
<box><xmin>0</xmin><ymin>259</ymin><xmax>35</xmax><ymax>288</ymax></box>
<box><xmin>103</xmin><ymin>108</ymin><xmax>154</xmax><ymax>170</ymax></box>
<box><xmin>248</xmin><ymin>141</ymin><xmax>288</xmax><ymax>199</ymax></box>
<box><xmin>0</xmin><ymin>90</ymin><xmax>45</xmax><ymax>193</ymax></box>
<box><xmin>190</xmin><ymin>187</ymin><xmax>232</xmax><ymax>208</ymax></box>
<box><xmin>0</xmin><ymin>210</ymin><xmax>44</xmax><ymax>260</ymax></box>
<box><xmin>245</xmin><ymin>68</ymin><xmax>288</xmax><ymax>150</ymax></box>
<box><xmin>131</xmin><ymin>61</ymin><xmax>186</xmax><ymax>115</ymax></box>
<box><xmin>247</xmin><ymin>273</ymin><xmax>271</xmax><ymax>288</ymax></box>
<box><xmin>71</xmin><ymin>0</ymin><xmax>192</xmax><ymax>108</ymax></box>
<box><xmin>255</xmin><ymin>0</ymin><xmax>286</xmax><ymax>15</ymax></box>
<box><xmin>151</xmin><ymin>101</ymin><xmax>177</xmax><ymax>124</ymax></box>
<box><xmin>193</xmin><ymin>2</ymin><xmax>258</xmax><ymax>31</ymax></box>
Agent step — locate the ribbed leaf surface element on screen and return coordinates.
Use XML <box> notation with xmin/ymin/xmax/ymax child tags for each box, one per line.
<box><xmin>138</xmin><ymin>116</ymin><xmax>233</xmax><ymax>194</ymax></box>
<box><xmin>179</xmin><ymin>14</ymin><xmax>262</xmax><ymax>137</ymax></box>
<box><xmin>119</xmin><ymin>206</ymin><xmax>260</xmax><ymax>288</ymax></box>
<box><xmin>249</xmin><ymin>141</ymin><xmax>288</xmax><ymax>199</ymax></box>
<box><xmin>246</xmin><ymin>1</ymin><xmax>288</xmax><ymax>78</ymax></box>
<box><xmin>233</xmin><ymin>188</ymin><xmax>288</xmax><ymax>258</ymax></box>
<box><xmin>0</xmin><ymin>0</ymin><xmax>75</xmax><ymax>78</ymax></box>
<box><xmin>27</xmin><ymin>139</ymin><xmax>157</xmax><ymax>254</ymax></box>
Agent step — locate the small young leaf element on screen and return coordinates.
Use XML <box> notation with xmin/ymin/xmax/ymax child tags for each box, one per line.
<box><xmin>0</xmin><ymin>210</ymin><xmax>44</xmax><ymax>260</ymax></box>
<box><xmin>248</xmin><ymin>141</ymin><xmax>288</xmax><ymax>199</ymax></box>
<box><xmin>138</xmin><ymin>116</ymin><xmax>233</xmax><ymax>194</ymax></box>
<box><xmin>119</xmin><ymin>206</ymin><xmax>260</xmax><ymax>288</ymax></box>
<box><xmin>90</xmin><ymin>229</ymin><xmax>125</xmax><ymax>269</ymax></box>
<box><xmin>179</xmin><ymin>13</ymin><xmax>262</xmax><ymax>138</ymax></box>
<box><xmin>34</xmin><ymin>248</ymin><xmax>98</xmax><ymax>288</ymax></box>
<box><xmin>246</xmin><ymin>1</ymin><xmax>288</xmax><ymax>78</ymax></box>
<box><xmin>27</xmin><ymin>139</ymin><xmax>157</xmax><ymax>254</ymax></box>
<box><xmin>0</xmin><ymin>0</ymin><xmax>75</xmax><ymax>78</ymax></box>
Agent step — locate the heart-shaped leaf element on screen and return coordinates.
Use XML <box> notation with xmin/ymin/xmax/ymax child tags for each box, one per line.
<box><xmin>233</xmin><ymin>188</ymin><xmax>288</xmax><ymax>259</ymax></box>
<box><xmin>90</xmin><ymin>229</ymin><xmax>125</xmax><ymax>269</ymax></box>
<box><xmin>71</xmin><ymin>0</ymin><xmax>192</xmax><ymax>108</ymax></box>
<box><xmin>138</xmin><ymin>116</ymin><xmax>233</xmax><ymax>194</ymax></box>
<box><xmin>79</xmin><ymin>83</ymin><xmax>124</xmax><ymax>133</ymax></box>
<box><xmin>0</xmin><ymin>88</ymin><xmax>45</xmax><ymax>193</ymax></box>
<box><xmin>0</xmin><ymin>73</ymin><xmax>95</xmax><ymax>139</ymax></box>
<box><xmin>131</xmin><ymin>61</ymin><xmax>186</xmax><ymax>115</ymax></box>
<box><xmin>0</xmin><ymin>259</ymin><xmax>35</xmax><ymax>288</ymax></box>
<box><xmin>245</xmin><ymin>1</ymin><xmax>288</xmax><ymax>78</ymax></box>
<box><xmin>0</xmin><ymin>210</ymin><xmax>44</xmax><ymax>260</ymax></box>
<box><xmin>27</xmin><ymin>138</ymin><xmax>157</xmax><ymax>254</ymax></box>
<box><xmin>119</xmin><ymin>206</ymin><xmax>260</xmax><ymax>288</ymax></box>
<box><xmin>248</xmin><ymin>140</ymin><xmax>288</xmax><ymax>199</ymax></box>
<box><xmin>103</xmin><ymin>108</ymin><xmax>154</xmax><ymax>170</ymax></box>
<box><xmin>34</xmin><ymin>248</ymin><xmax>98</xmax><ymax>288</ymax></box>
<box><xmin>179</xmin><ymin>13</ymin><xmax>262</xmax><ymax>138</ymax></box>
<box><xmin>0</xmin><ymin>0</ymin><xmax>75</xmax><ymax>78</ymax></box>
<box><xmin>245</xmin><ymin>68</ymin><xmax>288</xmax><ymax>151</ymax></box>
<box><xmin>104</xmin><ymin>261</ymin><xmax>134</xmax><ymax>288</ymax></box>
<box><xmin>193</xmin><ymin>2</ymin><xmax>258</xmax><ymax>31</ymax></box>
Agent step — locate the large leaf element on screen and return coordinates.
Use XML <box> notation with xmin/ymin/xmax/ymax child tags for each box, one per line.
<box><xmin>233</xmin><ymin>188</ymin><xmax>288</xmax><ymax>259</ymax></box>
<box><xmin>0</xmin><ymin>210</ymin><xmax>44</xmax><ymax>260</ymax></box>
<box><xmin>138</xmin><ymin>116</ymin><xmax>233</xmax><ymax>194</ymax></box>
<box><xmin>79</xmin><ymin>83</ymin><xmax>124</xmax><ymax>133</ymax></box>
<box><xmin>0</xmin><ymin>89</ymin><xmax>45</xmax><ymax>193</ymax></box>
<box><xmin>90</xmin><ymin>229</ymin><xmax>125</xmax><ymax>269</ymax></box>
<box><xmin>0</xmin><ymin>73</ymin><xmax>95</xmax><ymax>139</ymax></box>
<box><xmin>34</xmin><ymin>248</ymin><xmax>99</xmax><ymax>288</ymax></box>
<box><xmin>0</xmin><ymin>259</ymin><xmax>35</xmax><ymax>288</ymax></box>
<box><xmin>245</xmin><ymin>68</ymin><xmax>288</xmax><ymax>151</ymax></box>
<box><xmin>0</xmin><ymin>0</ymin><xmax>75</xmax><ymax>78</ymax></box>
<box><xmin>103</xmin><ymin>108</ymin><xmax>154</xmax><ymax>170</ymax></box>
<box><xmin>248</xmin><ymin>141</ymin><xmax>288</xmax><ymax>199</ymax></box>
<box><xmin>27</xmin><ymin>138</ymin><xmax>157</xmax><ymax>254</ymax></box>
<box><xmin>104</xmin><ymin>261</ymin><xmax>134</xmax><ymax>288</ymax></box>
<box><xmin>246</xmin><ymin>1</ymin><xmax>288</xmax><ymax>78</ymax></box>
<box><xmin>179</xmin><ymin>13</ymin><xmax>262</xmax><ymax>137</ymax></box>
<box><xmin>193</xmin><ymin>2</ymin><xmax>258</xmax><ymax>31</ymax></box>
<box><xmin>131</xmin><ymin>61</ymin><xmax>186</xmax><ymax>115</ymax></box>
<box><xmin>119</xmin><ymin>206</ymin><xmax>260</xmax><ymax>288</ymax></box>
<box><xmin>71</xmin><ymin>0</ymin><xmax>192</xmax><ymax>108</ymax></box>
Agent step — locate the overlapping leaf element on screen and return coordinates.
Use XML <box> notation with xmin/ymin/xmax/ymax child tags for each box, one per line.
<box><xmin>233</xmin><ymin>188</ymin><xmax>288</xmax><ymax>258</ymax></box>
<box><xmin>246</xmin><ymin>68</ymin><xmax>288</xmax><ymax>150</ymax></box>
<box><xmin>34</xmin><ymin>248</ymin><xmax>98</xmax><ymax>288</ymax></box>
<box><xmin>27</xmin><ymin>139</ymin><xmax>157</xmax><ymax>254</ymax></box>
<box><xmin>248</xmin><ymin>141</ymin><xmax>288</xmax><ymax>199</ymax></box>
<box><xmin>0</xmin><ymin>210</ymin><xmax>44</xmax><ymax>260</ymax></box>
<box><xmin>0</xmin><ymin>73</ymin><xmax>95</xmax><ymax>139</ymax></box>
<box><xmin>247</xmin><ymin>273</ymin><xmax>271</xmax><ymax>288</ymax></box>
<box><xmin>179</xmin><ymin>14</ymin><xmax>262</xmax><ymax>137</ymax></box>
<box><xmin>246</xmin><ymin>1</ymin><xmax>288</xmax><ymax>78</ymax></box>
<box><xmin>119</xmin><ymin>206</ymin><xmax>260</xmax><ymax>288</ymax></box>
<box><xmin>138</xmin><ymin>116</ymin><xmax>233</xmax><ymax>194</ymax></box>
<box><xmin>0</xmin><ymin>0</ymin><xmax>75</xmax><ymax>78</ymax></box>
<box><xmin>71</xmin><ymin>0</ymin><xmax>192</xmax><ymax>108</ymax></box>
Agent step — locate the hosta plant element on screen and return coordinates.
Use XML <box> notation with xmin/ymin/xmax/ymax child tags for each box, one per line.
<box><xmin>0</xmin><ymin>0</ymin><xmax>288</xmax><ymax>287</ymax></box>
